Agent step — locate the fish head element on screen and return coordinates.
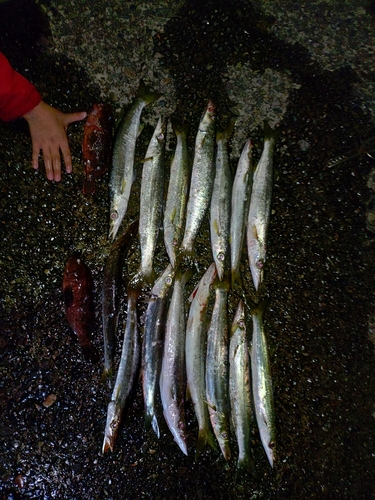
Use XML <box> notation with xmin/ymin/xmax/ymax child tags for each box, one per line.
<box><xmin>108</xmin><ymin>207</ymin><xmax>123</xmax><ymax>242</ymax></box>
<box><xmin>200</xmin><ymin>100</ymin><xmax>216</xmax><ymax>126</ymax></box>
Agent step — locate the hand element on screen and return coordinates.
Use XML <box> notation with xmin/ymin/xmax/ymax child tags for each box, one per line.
<box><xmin>23</xmin><ymin>101</ymin><xmax>87</xmax><ymax>182</ymax></box>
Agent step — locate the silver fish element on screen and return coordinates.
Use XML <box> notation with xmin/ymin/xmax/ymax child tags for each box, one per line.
<box><xmin>250</xmin><ymin>300</ymin><xmax>276</xmax><ymax>467</ymax></box>
<box><xmin>163</xmin><ymin>119</ymin><xmax>190</xmax><ymax>268</ymax></box>
<box><xmin>247</xmin><ymin>122</ymin><xmax>279</xmax><ymax>291</ymax></box>
<box><xmin>109</xmin><ymin>81</ymin><xmax>160</xmax><ymax>241</ymax></box>
<box><xmin>102</xmin><ymin>286</ymin><xmax>141</xmax><ymax>453</ymax></box>
<box><xmin>102</xmin><ymin>218</ymin><xmax>139</xmax><ymax>383</ymax></box>
<box><xmin>139</xmin><ymin>117</ymin><xmax>167</xmax><ymax>283</ymax></box>
<box><xmin>210</xmin><ymin>119</ymin><xmax>235</xmax><ymax>282</ymax></box>
<box><xmin>229</xmin><ymin>300</ymin><xmax>254</xmax><ymax>475</ymax></box>
<box><xmin>142</xmin><ymin>264</ymin><xmax>175</xmax><ymax>438</ymax></box>
<box><xmin>180</xmin><ymin>101</ymin><xmax>216</xmax><ymax>256</ymax></box>
<box><xmin>230</xmin><ymin>139</ymin><xmax>253</xmax><ymax>287</ymax></box>
<box><xmin>185</xmin><ymin>263</ymin><xmax>217</xmax><ymax>458</ymax></box>
<box><xmin>205</xmin><ymin>280</ymin><xmax>231</xmax><ymax>461</ymax></box>
<box><xmin>160</xmin><ymin>267</ymin><xmax>192</xmax><ymax>455</ymax></box>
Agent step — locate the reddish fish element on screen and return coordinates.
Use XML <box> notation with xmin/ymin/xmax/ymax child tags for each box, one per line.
<box><xmin>62</xmin><ymin>255</ymin><xmax>99</xmax><ymax>363</ymax></box>
<box><xmin>82</xmin><ymin>103</ymin><xmax>114</xmax><ymax>195</ymax></box>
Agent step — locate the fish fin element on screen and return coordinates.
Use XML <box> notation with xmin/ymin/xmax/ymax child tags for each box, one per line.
<box><xmin>195</xmin><ymin>427</ymin><xmax>218</xmax><ymax>461</ymax></box>
<box><xmin>216</xmin><ymin>116</ymin><xmax>236</xmax><ymax>143</ymax></box>
<box><xmin>136</xmin><ymin>80</ymin><xmax>161</xmax><ymax>105</ymax></box>
<box><xmin>137</xmin><ymin>123</ymin><xmax>145</xmax><ymax>138</ymax></box>
<box><xmin>120</xmin><ymin>177</ymin><xmax>128</xmax><ymax>194</ymax></box>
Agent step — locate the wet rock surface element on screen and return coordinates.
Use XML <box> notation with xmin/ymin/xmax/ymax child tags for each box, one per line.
<box><xmin>1</xmin><ymin>0</ymin><xmax>375</xmax><ymax>498</ymax></box>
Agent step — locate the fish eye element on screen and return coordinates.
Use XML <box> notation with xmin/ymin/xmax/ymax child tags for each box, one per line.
<box><xmin>157</xmin><ymin>133</ymin><xmax>164</xmax><ymax>141</ymax></box>
<box><xmin>256</xmin><ymin>259</ymin><xmax>264</xmax><ymax>269</ymax></box>
<box><xmin>217</xmin><ymin>251</ymin><xmax>225</xmax><ymax>261</ymax></box>
<box><xmin>165</xmin><ymin>276</ymin><xmax>173</xmax><ymax>285</ymax></box>
<box><xmin>110</xmin><ymin>211</ymin><xmax>118</xmax><ymax>220</ymax></box>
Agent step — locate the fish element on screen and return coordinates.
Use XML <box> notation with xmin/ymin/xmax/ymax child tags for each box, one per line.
<box><xmin>185</xmin><ymin>262</ymin><xmax>217</xmax><ymax>459</ymax></box>
<box><xmin>247</xmin><ymin>122</ymin><xmax>279</xmax><ymax>291</ymax></box>
<box><xmin>101</xmin><ymin>218</ymin><xmax>139</xmax><ymax>382</ymax></box>
<box><xmin>159</xmin><ymin>267</ymin><xmax>192</xmax><ymax>455</ymax></box>
<box><xmin>205</xmin><ymin>280</ymin><xmax>231</xmax><ymax>461</ymax></box>
<box><xmin>180</xmin><ymin>101</ymin><xmax>216</xmax><ymax>257</ymax></box>
<box><xmin>250</xmin><ymin>300</ymin><xmax>276</xmax><ymax>467</ymax></box>
<box><xmin>109</xmin><ymin>81</ymin><xmax>161</xmax><ymax>241</ymax></box>
<box><xmin>163</xmin><ymin>119</ymin><xmax>190</xmax><ymax>268</ymax></box>
<box><xmin>82</xmin><ymin>103</ymin><xmax>114</xmax><ymax>196</ymax></box>
<box><xmin>229</xmin><ymin>300</ymin><xmax>254</xmax><ymax>475</ymax></box>
<box><xmin>62</xmin><ymin>254</ymin><xmax>99</xmax><ymax>363</ymax></box>
<box><xmin>210</xmin><ymin>119</ymin><xmax>235</xmax><ymax>282</ymax></box>
<box><xmin>142</xmin><ymin>264</ymin><xmax>176</xmax><ymax>438</ymax></box>
<box><xmin>230</xmin><ymin>139</ymin><xmax>253</xmax><ymax>287</ymax></box>
<box><xmin>102</xmin><ymin>285</ymin><xmax>141</xmax><ymax>453</ymax></box>
<box><xmin>138</xmin><ymin>117</ymin><xmax>167</xmax><ymax>283</ymax></box>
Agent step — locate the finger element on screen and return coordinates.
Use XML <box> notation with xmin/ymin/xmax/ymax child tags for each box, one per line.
<box><xmin>43</xmin><ymin>150</ymin><xmax>54</xmax><ymax>181</ymax></box>
<box><xmin>61</xmin><ymin>147</ymin><xmax>73</xmax><ymax>174</ymax></box>
<box><xmin>52</xmin><ymin>153</ymin><xmax>62</xmax><ymax>182</ymax></box>
<box><xmin>64</xmin><ymin>111</ymin><xmax>87</xmax><ymax>127</ymax></box>
<box><xmin>31</xmin><ymin>145</ymin><xmax>41</xmax><ymax>170</ymax></box>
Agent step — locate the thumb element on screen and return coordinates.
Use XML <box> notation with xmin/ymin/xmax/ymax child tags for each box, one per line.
<box><xmin>64</xmin><ymin>111</ymin><xmax>87</xmax><ymax>127</ymax></box>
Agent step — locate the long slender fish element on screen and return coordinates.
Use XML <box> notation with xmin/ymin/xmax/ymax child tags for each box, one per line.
<box><xmin>205</xmin><ymin>280</ymin><xmax>231</xmax><ymax>461</ymax></box>
<box><xmin>180</xmin><ymin>101</ymin><xmax>216</xmax><ymax>256</ymax></box>
<box><xmin>62</xmin><ymin>255</ymin><xmax>99</xmax><ymax>363</ymax></box>
<box><xmin>163</xmin><ymin>119</ymin><xmax>190</xmax><ymax>268</ymax></box>
<box><xmin>109</xmin><ymin>81</ymin><xmax>160</xmax><ymax>241</ymax></box>
<box><xmin>102</xmin><ymin>285</ymin><xmax>141</xmax><ymax>453</ymax></box>
<box><xmin>102</xmin><ymin>218</ymin><xmax>139</xmax><ymax>382</ymax></box>
<box><xmin>142</xmin><ymin>264</ymin><xmax>175</xmax><ymax>438</ymax></box>
<box><xmin>250</xmin><ymin>300</ymin><xmax>276</xmax><ymax>467</ymax></box>
<box><xmin>247</xmin><ymin>122</ymin><xmax>279</xmax><ymax>291</ymax></box>
<box><xmin>185</xmin><ymin>263</ymin><xmax>217</xmax><ymax>459</ymax></box>
<box><xmin>138</xmin><ymin>117</ymin><xmax>167</xmax><ymax>283</ymax></box>
<box><xmin>229</xmin><ymin>300</ymin><xmax>254</xmax><ymax>475</ymax></box>
<box><xmin>210</xmin><ymin>119</ymin><xmax>235</xmax><ymax>282</ymax></box>
<box><xmin>160</xmin><ymin>267</ymin><xmax>192</xmax><ymax>455</ymax></box>
<box><xmin>230</xmin><ymin>139</ymin><xmax>253</xmax><ymax>287</ymax></box>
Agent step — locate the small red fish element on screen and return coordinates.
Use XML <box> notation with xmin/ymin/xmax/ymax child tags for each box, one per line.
<box><xmin>82</xmin><ymin>103</ymin><xmax>114</xmax><ymax>195</ymax></box>
<box><xmin>62</xmin><ymin>255</ymin><xmax>99</xmax><ymax>363</ymax></box>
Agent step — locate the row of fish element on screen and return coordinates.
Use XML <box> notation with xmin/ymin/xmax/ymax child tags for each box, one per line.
<box><xmin>64</xmin><ymin>81</ymin><xmax>279</xmax><ymax>473</ymax></box>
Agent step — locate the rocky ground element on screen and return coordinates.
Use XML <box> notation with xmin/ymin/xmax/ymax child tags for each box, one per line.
<box><xmin>1</xmin><ymin>0</ymin><xmax>375</xmax><ymax>498</ymax></box>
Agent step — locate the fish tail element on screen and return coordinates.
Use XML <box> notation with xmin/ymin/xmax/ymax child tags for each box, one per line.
<box><xmin>195</xmin><ymin>427</ymin><xmax>217</xmax><ymax>460</ymax></box>
<box><xmin>216</xmin><ymin>116</ymin><xmax>237</xmax><ymax>143</ymax></box>
<box><xmin>136</xmin><ymin>79</ymin><xmax>161</xmax><ymax>105</ymax></box>
<box><xmin>80</xmin><ymin>342</ymin><xmax>100</xmax><ymax>364</ymax></box>
<box><xmin>171</xmin><ymin>118</ymin><xmax>190</xmax><ymax>138</ymax></box>
<box><xmin>263</xmin><ymin>121</ymin><xmax>281</xmax><ymax>142</ymax></box>
<box><xmin>100</xmin><ymin>366</ymin><xmax>114</xmax><ymax>385</ymax></box>
<box><xmin>145</xmin><ymin>411</ymin><xmax>161</xmax><ymax>439</ymax></box>
<box><xmin>231</xmin><ymin>266</ymin><xmax>243</xmax><ymax>289</ymax></box>
<box><xmin>248</xmin><ymin>298</ymin><xmax>268</xmax><ymax>317</ymax></box>
<box><xmin>236</xmin><ymin>455</ymin><xmax>255</xmax><ymax>479</ymax></box>
<box><xmin>82</xmin><ymin>175</ymin><xmax>96</xmax><ymax>196</ymax></box>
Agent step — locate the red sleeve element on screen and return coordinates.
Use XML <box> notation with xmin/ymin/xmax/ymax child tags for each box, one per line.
<box><xmin>0</xmin><ymin>52</ymin><xmax>42</xmax><ymax>121</ymax></box>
